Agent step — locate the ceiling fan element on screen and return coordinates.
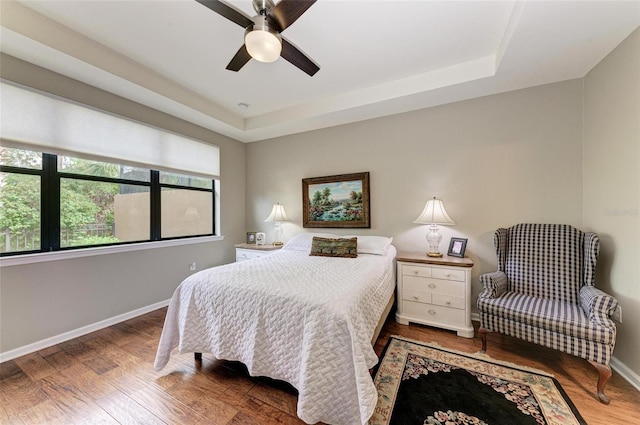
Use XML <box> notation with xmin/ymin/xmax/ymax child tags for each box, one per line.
<box><xmin>196</xmin><ymin>0</ymin><xmax>320</xmax><ymax>76</ymax></box>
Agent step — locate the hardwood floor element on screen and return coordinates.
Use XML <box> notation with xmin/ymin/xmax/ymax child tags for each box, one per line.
<box><xmin>1</xmin><ymin>307</ymin><xmax>639</xmax><ymax>424</ymax></box>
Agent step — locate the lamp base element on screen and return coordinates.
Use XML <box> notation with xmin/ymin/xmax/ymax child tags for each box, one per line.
<box><xmin>273</xmin><ymin>241</ymin><xmax>284</xmax><ymax>247</ymax></box>
<box><xmin>427</xmin><ymin>251</ymin><xmax>443</xmax><ymax>258</ymax></box>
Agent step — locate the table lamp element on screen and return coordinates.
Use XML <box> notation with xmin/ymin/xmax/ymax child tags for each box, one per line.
<box><xmin>413</xmin><ymin>197</ymin><xmax>456</xmax><ymax>257</ymax></box>
<box><xmin>264</xmin><ymin>202</ymin><xmax>291</xmax><ymax>246</ymax></box>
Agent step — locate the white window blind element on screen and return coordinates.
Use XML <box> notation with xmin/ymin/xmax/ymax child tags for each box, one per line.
<box><xmin>0</xmin><ymin>81</ymin><xmax>220</xmax><ymax>178</ymax></box>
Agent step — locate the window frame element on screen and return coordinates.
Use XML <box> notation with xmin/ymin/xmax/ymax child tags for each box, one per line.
<box><xmin>0</xmin><ymin>151</ymin><xmax>217</xmax><ymax>257</ymax></box>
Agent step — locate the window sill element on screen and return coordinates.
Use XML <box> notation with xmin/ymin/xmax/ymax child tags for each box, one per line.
<box><xmin>0</xmin><ymin>235</ymin><xmax>225</xmax><ymax>267</ymax></box>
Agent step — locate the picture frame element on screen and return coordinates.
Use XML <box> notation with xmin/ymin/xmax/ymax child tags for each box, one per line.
<box><xmin>448</xmin><ymin>237</ymin><xmax>468</xmax><ymax>258</ymax></box>
<box><xmin>302</xmin><ymin>172</ymin><xmax>370</xmax><ymax>228</ymax></box>
<box><xmin>246</xmin><ymin>232</ymin><xmax>256</xmax><ymax>244</ymax></box>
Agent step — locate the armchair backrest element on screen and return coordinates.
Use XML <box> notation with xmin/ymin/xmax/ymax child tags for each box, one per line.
<box><xmin>494</xmin><ymin>223</ymin><xmax>599</xmax><ymax>304</ymax></box>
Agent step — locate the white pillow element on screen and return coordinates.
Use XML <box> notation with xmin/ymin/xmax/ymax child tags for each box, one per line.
<box><xmin>344</xmin><ymin>235</ymin><xmax>393</xmax><ymax>255</ymax></box>
<box><xmin>282</xmin><ymin>232</ymin><xmax>340</xmax><ymax>252</ymax></box>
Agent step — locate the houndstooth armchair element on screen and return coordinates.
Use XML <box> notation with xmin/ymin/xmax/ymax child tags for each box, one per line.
<box><xmin>477</xmin><ymin>223</ymin><xmax>618</xmax><ymax>404</ymax></box>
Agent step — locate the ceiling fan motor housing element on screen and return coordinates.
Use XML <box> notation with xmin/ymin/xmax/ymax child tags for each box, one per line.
<box><xmin>247</xmin><ymin>14</ymin><xmax>280</xmax><ymax>38</ymax></box>
<box><xmin>253</xmin><ymin>0</ymin><xmax>275</xmax><ymax>15</ymax></box>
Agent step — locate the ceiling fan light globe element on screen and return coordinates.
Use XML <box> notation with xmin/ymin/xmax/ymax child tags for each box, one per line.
<box><xmin>245</xmin><ymin>29</ymin><xmax>281</xmax><ymax>63</ymax></box>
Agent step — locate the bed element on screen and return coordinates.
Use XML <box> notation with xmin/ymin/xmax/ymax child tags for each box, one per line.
<box><xmin>154</xmin><ymin>233</ymin><xmax>396</xmax><ymax>425</ymax></box>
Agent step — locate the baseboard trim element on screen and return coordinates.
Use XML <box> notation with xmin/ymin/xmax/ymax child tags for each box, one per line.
<box><xmin>0</xmin><ymin>299</ymin><xmax>170</xmax><ymax>363</ymax></box>
<box><xmin>611</xmin><ymin>356</ymin><xmax>640</xmax><ymax>392</ymax></box>
<box><xmin>470</xmin><ymin>313</ymin><xmax>638</xmax><ymax>390</ymax></box>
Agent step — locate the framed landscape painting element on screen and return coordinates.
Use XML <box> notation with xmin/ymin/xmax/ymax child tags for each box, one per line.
<box><xmin>302</xmin><ymin>172</ymin><xmax>370</xmax><ymax>228</ymax></box>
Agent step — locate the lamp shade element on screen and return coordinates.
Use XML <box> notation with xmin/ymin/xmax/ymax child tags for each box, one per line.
<box><xmin>264</xmin><ymin>203</ymin><xmax>291</xmax><ymax>222</ymax></box>
<box><xmin>413</xmin><ymin>197</ymin><xmax>456</xmax><ymax>225</ymax></box>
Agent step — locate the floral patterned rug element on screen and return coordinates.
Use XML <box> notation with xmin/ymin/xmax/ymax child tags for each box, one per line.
<box><xmin>371</xmin><ymin>336</ymin><xmax>586</xmax><ymax>425</ymax></box>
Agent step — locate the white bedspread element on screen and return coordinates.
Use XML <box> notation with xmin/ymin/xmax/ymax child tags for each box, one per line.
<box><xmin>154</xmin><ymin>246</ymin><xmax>396</xmax><ymax>425</ymax></box>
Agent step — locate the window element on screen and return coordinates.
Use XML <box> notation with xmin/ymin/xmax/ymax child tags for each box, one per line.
<box><xmin>0</xmin><ymin>147</ymin><xmax>216</xmax><ymax>255</ymax></box>
<box><xmin>0</xmin><ymin>147</ymin><xmax>43</xmax><ymax>253</ymax></box>
<box><xmin>160</xmin><ymin>172</ymin><xmax>213</xmax><ymax>238</ymax></box>
<box><xmin>0</xmin><ymin>81</ymin><xmax>220</xmax><ymax>257</ymax></box>
<box><xmin>1</xmin><ymin>82</ymin><xmax>220</xmax><ymax>179</ymax></box>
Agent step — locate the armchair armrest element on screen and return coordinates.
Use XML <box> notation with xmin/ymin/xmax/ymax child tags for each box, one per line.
<box><xmin>479</xmin><ymin>271</ymin><xmax>508</xmax><ymax>299</ymax></box>
<box><xmin>580</xmin><ymin>286</ymin><xmax>618</xmax><ymax>327</ymax></box>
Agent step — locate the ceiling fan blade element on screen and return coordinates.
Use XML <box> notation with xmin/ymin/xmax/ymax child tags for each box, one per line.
<box><xmin>281</xmin><ymin>37</ymin><xmax>319</xmax><ymax>76</ymax></box>
<box><xmin>268</xmin><ymin>0</ymin><xmax>317</xmax><ymax>32</ymax></box>
<box><xmin>196</xmin><ymin>0</ymin><xmax>253</xmax><ymax>28</ymax></box>
<box><xmin>226</xmin><ymin>44</ymin><xmax>252</xmax><ymax>71</ymax></box>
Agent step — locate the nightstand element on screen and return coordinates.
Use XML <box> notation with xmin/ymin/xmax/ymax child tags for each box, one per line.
<box><xmin>234</xmin><ymin>243</ymin><xmax>282</xmax><ymax>262</ymax></box>
<box><xmin>395</xmin><ymin>252</ymin><xmax>474</xmax><ymax>338</ymax></box>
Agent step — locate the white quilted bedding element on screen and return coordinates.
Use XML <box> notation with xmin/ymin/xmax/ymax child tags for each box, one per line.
<box><xmin>154</xmin><ymin>246</ymin><xmax>396</xmax><ymax>425</ymax></box>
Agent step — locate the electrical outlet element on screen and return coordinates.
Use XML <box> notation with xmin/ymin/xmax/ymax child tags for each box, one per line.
<box><xmin>189</xmin><ymin>262</ymin><xmax>196</xmax><ymax>271</ymax></box>
<box><xmin>612</xmin><ymin>305</ymin><xmax>622</xmax><ymax>323</ymax></box>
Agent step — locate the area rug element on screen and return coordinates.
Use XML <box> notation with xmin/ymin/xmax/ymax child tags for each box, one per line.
<box><xmin>371</xmin><ymin>336</ymin><xmax>586</xmax><ymax>425</ymax></box>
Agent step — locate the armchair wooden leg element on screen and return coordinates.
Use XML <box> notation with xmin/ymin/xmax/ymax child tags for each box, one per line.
<box><xmin>479</xmin><ymin>327</ymin><xmax>489</xmax><ymax>353</ymax></box>
<box><xmin>588</xmin><ymin>360</ymin><xmax>612</xmax><ymax>404</ymax></box>
<box><xmin>194</xmin><ymin>352</ymin><xmax>202</xmax><ymax>361</ymax></box>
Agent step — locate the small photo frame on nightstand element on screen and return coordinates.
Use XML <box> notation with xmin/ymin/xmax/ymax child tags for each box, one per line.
<box><xmin>246</xmin><ymin>232</ymin><xmax>256</xmax><ymax>244</ymax></box>
<box><xmin>448</xmin><ymin>237</ymin><xmax>468</xmax><ymax>258</ymax></box>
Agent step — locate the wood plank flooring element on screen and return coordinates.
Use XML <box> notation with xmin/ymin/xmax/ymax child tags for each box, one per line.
<box><xmin>1</xmin><ymin>307</ymin><xmax>639</xmax><ymax>424</ymax></box>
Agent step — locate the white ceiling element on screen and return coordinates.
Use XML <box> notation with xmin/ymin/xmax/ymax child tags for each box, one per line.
<box><xmin>1</xmin><ymin>0</ymin><xmax>639</xmax><ymax>143</ymax></box>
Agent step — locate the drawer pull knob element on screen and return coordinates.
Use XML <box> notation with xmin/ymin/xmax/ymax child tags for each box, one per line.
<box><xmin>428</xmin><ymin>310</ymin><xmax>437</xmax><ymax>315</ymax></box>
<box><xmin>414</xmin><ymin>270</ymin><xmax>419</xmax><ymax>274</ymax></box>
<box><xmin>445</xmin><ymin>273</ymin><xmax>451</xmax><ymax>277</ymax></box>
<box><xmin>428</xmin><ymin>283</ymin><xmax>436</xmax><ymax>289</ymax></box>
<box><xmin>446</xmin><ymin>301</ymin><xmax>451</xmax><ymax>305</ymax></box>
<box><xmin>413</xmin><ymin>295</ymin><xmax>419</xmax><ymax>300</ymax></box>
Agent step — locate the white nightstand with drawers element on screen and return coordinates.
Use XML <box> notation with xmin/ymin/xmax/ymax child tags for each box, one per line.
<box><xmin>234</xmin><ymin>243</ymin><xmax>281</xmax><ymax>262</ymax></box>
<box><xmin>395</xmin><ymin>252</ymin><xmax>474</xmax><ymax>338</ymax></box>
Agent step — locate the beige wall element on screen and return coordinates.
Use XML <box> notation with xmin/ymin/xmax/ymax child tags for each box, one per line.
<box><xmin>246</xmin><ymin>79</ymin><xmax>584</xmax><ymax>310</ymax></box>
<box><xmin>0</xmin><ymin>54</ymin><xmax>246</xmax><ymax>353</ymax></box>
<box><xmin>583</xmin><ymin>28</ymin><xmax>640</xmax><ymax>376</ymax></box>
